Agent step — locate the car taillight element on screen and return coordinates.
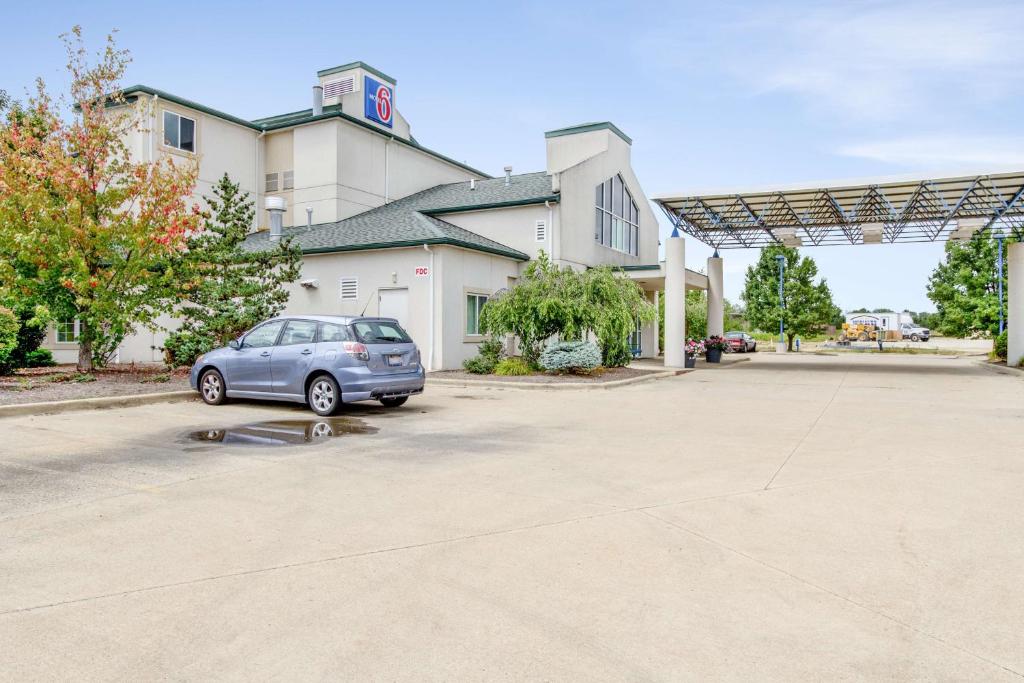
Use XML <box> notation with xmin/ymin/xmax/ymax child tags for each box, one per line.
<box><xmin>343</xmin><ymin>341</ymin><xmax>369</xmax><ymax>362</ymax></box>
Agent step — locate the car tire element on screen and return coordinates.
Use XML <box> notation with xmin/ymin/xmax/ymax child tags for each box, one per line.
<box><xmin>911</xmin><ymin>334</ymin><xmax>920</xmax><ymax>342</ymax></box>
<box><xmin>199</xmin><ymin>369</ymin><xmax>228</xmax><ymax>406</ymax></box>
<box><xmin>751</xmin><ymin>343</ymin><xmax>757</xmax><ymax>352</ymax></box>
<box><xmin>380</xmin><ymin>396</ymin><xmax>408</xmax><ymax>408</ymax></box>
<box><xmin>308</xmin><ymin>374</ymin><xmax>342</xmax><ymax>416</ymax></box>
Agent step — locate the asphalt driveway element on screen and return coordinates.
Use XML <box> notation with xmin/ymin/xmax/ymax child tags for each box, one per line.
<box><xmin>1</xmin><ymin>353</ymin><xmax>1022</xmax><ymax>680</ymax></box>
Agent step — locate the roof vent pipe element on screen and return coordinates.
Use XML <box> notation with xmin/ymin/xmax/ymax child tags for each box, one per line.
<box><xmin>266</xmin><ymin>196</ymin><xmax>286</xmax><ymax>242</ymax></box>
<box><xmin>504</xmin><ymin>166</ymin><xmax>512</xmax><ymax>186</ymax></box>
<box><xmin>306</xmin><ymin>207</ymin><xmax>313</xmax><ymax>228</ymax></box>
<box><xmin>469</xmin><ymin>178</ymin><xmax>476</xmax><ymax>190</ymax></box>
<box><xmin>312</xmin><ymin>85</ymin><xmax>323</xmax><ymax>116</ymax></box>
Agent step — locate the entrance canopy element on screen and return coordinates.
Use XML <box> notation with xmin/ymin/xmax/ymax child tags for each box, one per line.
<box><xmin>653</xmin><ymin>170</ymin><xmax>1024</xmax><ymax>249</ymax></box>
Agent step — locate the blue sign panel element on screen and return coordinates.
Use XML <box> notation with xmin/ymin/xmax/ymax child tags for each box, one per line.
<box><xmin>364</xmin><ymin>76</ymin><xmax>394</xmax><ymax>128</ymax></box>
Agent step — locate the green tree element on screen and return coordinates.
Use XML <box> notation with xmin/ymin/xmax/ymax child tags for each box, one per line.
<box><xmin>927</xmin><ymin>234</ymin><xmax>1014</xmax><ymax>337</ymax></box>
<box><xmin>164</xmin><ymin>174</ymin><xmax>302</xmax><ymax>367</ymax></box>
<box><xmin>741</xmin><ymin>245</ymin><xmax>839</xmax><ymax>351</ymax></box>
<box><xmin>583</xmin><ymin>265</ymin><xmax>656</xmax><ymax>366</ymax></box>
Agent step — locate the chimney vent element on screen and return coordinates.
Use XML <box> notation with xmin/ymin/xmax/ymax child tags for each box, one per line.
<box><xmin>469</xmin><ymin>179</ymin><xmax>476</xmax><ymax>190</ymax></box>
<box><xmin>504</xmin><ymin>166</ymin><xmax>512</xmax><ymax>186</ymax></box>
<box><xmin>312</xmin><ymin>85</ymin><xmax>324</xmax><ymax>116</ymax></box>
<box><xmin>306</xmin><ymin>207</ymin><xmax>313</xmax><ymax>227</ymax></box>
<box><xmin>266</xmin><ymin>196</ymin><xmax>287</xmax><ymax>242</ymax></box>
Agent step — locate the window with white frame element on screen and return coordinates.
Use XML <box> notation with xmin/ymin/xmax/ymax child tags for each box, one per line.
<box><xmin>466</xmin><ymin>293</ymin><xmax>488</xmax><ymax>336</ymax></box>
<box><xmin>56</xmin><ymin>319</ymin><xmax>79</xmax><ymax>344</ymax></box>
<box><xmin>282</xmin><ymin>170</ymin><xmax>295</xmax><ymax>190</ymax></box>
<box><xmin>594</xmin><ymin>173</ymin><xmax>639</xmax><ymax>256</ymax></box>
<box><xmin>162</xmin><ymin>111</ymin><xmax>195</xmax><ymax>153</ymax></box>
<box><xmin>339</xmin><ymin>277</ymin><xmax>358</xmax><ymax>301</ymax></box>
<box><xmin>265</xmin><ymin>172</ymin><xmax>279</xmax><ymax>193</ymax></box>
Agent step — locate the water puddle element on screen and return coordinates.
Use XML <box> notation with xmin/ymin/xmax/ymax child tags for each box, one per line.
<box><xmin>184</xmin><ymin>417</ymin><xmax>378</xmax><ymax>447</ymax></box>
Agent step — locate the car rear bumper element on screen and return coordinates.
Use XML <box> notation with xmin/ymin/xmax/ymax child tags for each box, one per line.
<box><xmin>337</xmin><ymin>366</ymin><xmax>426</xmax><ymax>403</ymax></box>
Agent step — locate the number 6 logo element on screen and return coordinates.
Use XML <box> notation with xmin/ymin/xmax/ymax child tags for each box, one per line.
<box><xmin>376</xmin><ymin>85</ymin><xmax>392</xmax><ymax>124</ymax></box>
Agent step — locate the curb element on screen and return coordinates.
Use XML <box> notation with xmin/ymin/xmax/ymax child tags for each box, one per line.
<box><xmin>428</xmin><ymin>369</ymin><xmax>686</xmax><ymax>391</ymax></box>
<box><xmin>973</xmin><ymin>359</ymin><xmax>1024</xmax><ymax>378</ymax></box>
<box><xmin>0</xmin><ymin>390</ymin><xmax>197</xmax><ymax>418</ymax></box>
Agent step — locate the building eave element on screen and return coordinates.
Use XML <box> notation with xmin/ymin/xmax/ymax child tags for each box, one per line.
<box><xmin>298</xmin><ymin>238</ymin><xmax>529</xmax><ymax>261</ymax></box>
<box><xmin>423</xmin><ymin>195</ymin><xmax>560</xmax><ymax>215</ymax></box>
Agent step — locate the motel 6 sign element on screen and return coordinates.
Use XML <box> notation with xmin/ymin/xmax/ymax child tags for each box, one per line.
<box><xmin>364</xmin><ymin>76</ymin><xmax>394</xmax><ymax>128</ymax></box>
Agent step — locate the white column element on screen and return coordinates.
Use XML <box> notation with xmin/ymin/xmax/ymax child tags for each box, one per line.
<box><xmin>653</xmin><ymin>290</ymin><xmax>660</xmax><ymax>357</ymax></box>
<box><xmin>707</xmin><ymin>255</ymin><xmax>724</xmax><ymax>338</ymax></box>
<box><xmin>1008</xmin><ymin>242</ymin><xmax>1024</xmax><ymax>367</ymax></box>
<box><xmin>664</xmin><ymin>235</ymin><xmax>687</xmax><ymax>367</ymax></box>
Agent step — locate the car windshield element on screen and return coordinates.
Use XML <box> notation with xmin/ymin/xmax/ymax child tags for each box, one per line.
<box><xmin>353</xmin><ymin>320</ymin><xmax>412</xmax><ymax>344</ymax></box>
<box><xmin>726</xmin><ymin>332</ymin><xmax>743</xmax><ymax>338</ymax></box>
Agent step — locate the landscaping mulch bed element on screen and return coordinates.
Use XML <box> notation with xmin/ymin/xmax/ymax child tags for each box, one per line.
<box><xmin>431</xmin><ymin>366</ymin><xmax>659</xmax><ymax>384</ymax></box>
<box><xmin>0</xmin><ymin>364</ymin><xmax>191</xmax><ymax>406</ymax></box>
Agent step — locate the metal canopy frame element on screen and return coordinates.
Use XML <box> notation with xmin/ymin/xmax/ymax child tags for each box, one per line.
<box><xmin>654</xmin><ymin>171</ymin><xmax>1024</xmax><ymax>249</ymax></box>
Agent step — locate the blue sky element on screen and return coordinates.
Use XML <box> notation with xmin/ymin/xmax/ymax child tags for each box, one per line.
<box><xmin>4</xmin><ymin>0</ymin><xmax>1021</xmax><ymax>311</ymax></box>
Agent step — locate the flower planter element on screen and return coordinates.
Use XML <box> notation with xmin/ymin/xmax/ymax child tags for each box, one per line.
<box><xmin>706</xmin><ymin>348</ymin><xmax>722</xmax><ymax>363</ymax></box>
<box><xmin>684</xmin><ymin>354</ymin><xmax>696</xmax><ymax>368</ymax></box>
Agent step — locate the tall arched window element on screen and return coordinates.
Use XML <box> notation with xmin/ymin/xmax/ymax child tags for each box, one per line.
<box><xmin>594</xmin><ymin>174</ymin><xmax>639</xmax><ymax>256</ymax></box>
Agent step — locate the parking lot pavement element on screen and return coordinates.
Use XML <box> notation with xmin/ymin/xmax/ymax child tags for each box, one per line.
<box><xmin>1</xmin><ymin>353</ymin><xmax>1023</xmax><ymax>680</ymax></box>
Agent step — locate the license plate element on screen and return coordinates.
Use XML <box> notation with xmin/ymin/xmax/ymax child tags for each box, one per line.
<box><xmin>386</xmin><ymin>355</ymin><xmax>403</xmax><ymax>367</ymax></box>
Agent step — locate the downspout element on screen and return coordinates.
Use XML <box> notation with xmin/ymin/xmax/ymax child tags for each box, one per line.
<box><xmin>545</xmin><ymin>199</ymin><xmax>554</xmax><ymax>262</ymax></box>
<box><xmin>256</xmin><ymin>130</ymin><xmax>265</xmax><ymax>231</ymax></box>
<box><xmin>423</xmin><ymin>244</ymin><xmax>435</xmax><ymax>371</ymax></box>
<box><xmin>384</xmin><ymin>138</ymin><xmax>390</xmax><ymax>203</ymax></box>
<box><xmin>150</xmin><ymin>94</ymin><xmax>159</xmax><ymax>162</ymax></box>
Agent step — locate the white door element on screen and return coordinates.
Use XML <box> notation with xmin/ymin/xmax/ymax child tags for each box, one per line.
<box><xmin>378</xmin><ymin>288</ymin><xmax>409</xmax><ymax>327</ymax></box>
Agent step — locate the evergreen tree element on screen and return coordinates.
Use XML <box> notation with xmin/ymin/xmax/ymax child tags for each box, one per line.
<box><xmin>164</xmin><ymin>174</ymin><xmax>302</xmax><ymax>366</ymax></box>
<box><xmin>741</xmin><ymin>245</ymin><xmax>839</xmax><ymax>350</ymax></box>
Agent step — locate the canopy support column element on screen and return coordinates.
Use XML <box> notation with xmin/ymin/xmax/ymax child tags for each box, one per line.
<box><xmin>664</xmin><ymin>233</ymin><xmax>687</xmax><ymax>367</ymax></box>
<box><xmin>1009</xmin><ymin>242</ymin><xmax>1024</xmax><ymax>366</ymax></box>
<box><xmin>707</xmin><ymin>254</ymin><xmax>724</xmax><ymax>338</ymax></box>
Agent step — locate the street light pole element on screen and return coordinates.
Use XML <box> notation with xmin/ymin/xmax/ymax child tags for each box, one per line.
<box><xmin>776</xmin><ymin>254</ymin><xmax>786</xmax><ymax>351</ymax></box>
<box><xmin>998</xmin><ymin>233</ymin><xmax>1005</xmax><ymax>334</ymax></box>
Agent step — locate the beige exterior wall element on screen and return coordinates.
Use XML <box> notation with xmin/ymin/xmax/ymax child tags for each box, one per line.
<box><xmin>439</xmin><ymin>204</ymin><xmax>553</xmax><ymax>261</ymax></box>
<box><xmin>263</xmin><ymin>130</ymin><xmax>295</xmax><ymax>227</ymax></box>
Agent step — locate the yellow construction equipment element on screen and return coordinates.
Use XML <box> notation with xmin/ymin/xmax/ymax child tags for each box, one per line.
<box><xmin>839</xmin><ymin>322</ymin><xmax>901</xmax><ymax>342</ymax></box>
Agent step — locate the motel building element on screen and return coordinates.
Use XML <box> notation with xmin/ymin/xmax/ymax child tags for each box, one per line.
<box><xmin>43</xmin><ymin>61</ymin><xmax>715</xmax><ymax>370</ymax></box>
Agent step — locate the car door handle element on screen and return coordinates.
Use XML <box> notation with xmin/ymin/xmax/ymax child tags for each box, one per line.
<box><xmin>260</xmin><ymin>351</ymin><xmax>271</xmax><ymax>357</ymax></box>
<box><xmin>301</xmin><ymin>349</ymin><xmax>313</xmax><ymax>355</ymax></box>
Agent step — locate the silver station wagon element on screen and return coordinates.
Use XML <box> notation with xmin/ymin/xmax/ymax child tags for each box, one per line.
<box><xmin>190</xmin><ymin>315</ymin><xmax>425</xmax><ymax>415</ymax></box>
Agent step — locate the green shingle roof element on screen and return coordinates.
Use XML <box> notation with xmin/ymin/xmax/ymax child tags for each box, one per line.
<box><xmin>244</xmin><ymin>172</ymin><xmax>556</xmax><ymax>261</ymax></box>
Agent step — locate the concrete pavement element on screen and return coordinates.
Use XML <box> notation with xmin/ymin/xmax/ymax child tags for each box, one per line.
<box><xmin>1</xmin><ymin>353</ymin><xmax>1022</xmax><ymax>680</ymax></box>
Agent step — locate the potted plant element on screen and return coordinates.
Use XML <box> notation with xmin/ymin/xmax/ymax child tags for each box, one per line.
<box><xmin>684</xmin><ymin>339</ymin><xmax>704</xmax><ymax>368</ymax></box>
<box><xmin>704</xmin><ymin>335</ymin><xmax>729</xmax><ymax>363</ymax></box>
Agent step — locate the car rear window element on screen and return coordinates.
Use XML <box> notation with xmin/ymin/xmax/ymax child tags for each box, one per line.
<box><xmin>353</xmin><ymin>320</ymin><xmax>412</xmax><ymax>344</ymax></box>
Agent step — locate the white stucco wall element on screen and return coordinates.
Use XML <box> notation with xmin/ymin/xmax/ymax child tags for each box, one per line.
<box><xmin>439</xmin><ymin>204</ymin><xmax>553</xmax><ymax>261</ymax></box>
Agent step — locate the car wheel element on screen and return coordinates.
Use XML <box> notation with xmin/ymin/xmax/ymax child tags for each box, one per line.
<box><xmin>380</xmin><ymin>396</ymin><xmax>408</xmax><ymax>408</ymax></box>
<box><xmin>751</xmin><ymin>343</ymin><xmax>757</xmax><ymax>352</ymax></box>
<box><xmin>911</xmin><ymin>334</ymin><xmax>920</xmax><ymax>342</ymax></box>
<box><xmin>308</xmin><ymin>375</ymin><xmax>341</xmax><ymax>416</ymax></box>
<box><xmin>199</xmin><ymin>369</ymin><xmax>227</xmax><ymax>406</ymax></box>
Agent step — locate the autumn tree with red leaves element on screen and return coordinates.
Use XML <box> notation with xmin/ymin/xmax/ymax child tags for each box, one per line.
<box><xmin>0</xmin><ymin>28</ymin><xmax>201</xmax><ymax>371</ymax></box>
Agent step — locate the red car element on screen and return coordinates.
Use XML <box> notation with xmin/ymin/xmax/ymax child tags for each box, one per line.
<box><xmin>725</xmin><ymin>331</ymin><xmax>757</xmax><ymax>353</ymax></box>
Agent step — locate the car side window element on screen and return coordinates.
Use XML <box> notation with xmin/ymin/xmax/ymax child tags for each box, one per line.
<box><xmin>279</xmin><ymin>320</ymin><xmax>318</xmax><ymax>346</ymax></box>
<box><xmin>319</xmin><ymin>323</ymin><xmax>351</xmax><ymax>343</ymax></box>
<box><xmin>242</xmin><ymin>321</ymin><xmax>285</xmax><ymax>348</ymax></box>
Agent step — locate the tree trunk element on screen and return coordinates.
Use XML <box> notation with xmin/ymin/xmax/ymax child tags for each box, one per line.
<box><xmin>76</xmin><ymin>320</ymin><xmax>94</xmax><ymax>373</ymax></box>
<box><xmin>787</xmin><ymin>333</ymin><xmax>795</xmax><ymax>352</ymax></box>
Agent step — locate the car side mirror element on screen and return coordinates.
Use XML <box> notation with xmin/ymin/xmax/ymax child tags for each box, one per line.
<box><xmin>228</xmin><ymin>340</ymin><xmax>241</xmax><ymax>350</ymax></box>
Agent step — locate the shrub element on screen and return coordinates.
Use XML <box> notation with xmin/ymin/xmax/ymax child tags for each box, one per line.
<box><xmin>494</xmin><ymin>357</ymin><xmax>532</xmax><ymax>376</ymax></box>
<box><xmin>0</xmin><ymin>307</ymin><xmax>20</xmax><ymax>375</ymax></box>
<box><xmin>164</xmin><ymin>330</ymin><xmax>217</xmax><ymax>368</ymax></box>
<box><xmin>9</xmin><ymin>305</ymin><xmax>49</xmax><ymax>370</ymax></box>
<box><xmin>462</xmin><ymin>338</ymin><xmax>505</xmax><ymax>374</ymax></box>
<box><xmin>994</xmin><ymin>330</ymin><xmax>1008</xmax><ymax>360</ymax></box>
<box><xmin>23</xmin><ymin>349</ymin><xmax>56</xmax><ymax>368</ymax></box>
<box><xmin>540</xmin><ymin>340</ymin><xmax>601</xmax><ymax>373</ymax></box>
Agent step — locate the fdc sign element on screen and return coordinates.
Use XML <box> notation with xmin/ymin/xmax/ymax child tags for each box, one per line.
<box><xmin>364</xmin><ymin>76</ymin><xmax>393</xmax><ymax>128</ymax></box>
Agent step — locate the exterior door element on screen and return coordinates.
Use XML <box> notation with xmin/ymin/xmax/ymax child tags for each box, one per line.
<box><xmin>270</xmin><ymin>319</ymin><xmax>319</xmax><ymax>397</ymax></box>
<box><xmin>225</xmin><ymin>320</ymin><xmax>285</xmax><ymax>393</ymax></box>
<box><xmin>378</xmin><ymin>288</ymin><xmax>409</xmax><ymax>326</ymax></box>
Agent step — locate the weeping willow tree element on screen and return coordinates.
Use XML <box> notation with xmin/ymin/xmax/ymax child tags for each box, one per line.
<box><xmin>479</xmin><ymin>252</ymin><xmax>654</xmax><ymax>368</ymax></box>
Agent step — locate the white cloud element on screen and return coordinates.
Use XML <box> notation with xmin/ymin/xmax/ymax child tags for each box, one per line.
<box><xmin>639</xmin><ymin>1</ymin><xmax>1024</xmax><ymax>121</ymax></box>
<box><xmin>838</xmin><ymin>135</ymin><xmax>1024</xmax><ymax>168</ymax></box>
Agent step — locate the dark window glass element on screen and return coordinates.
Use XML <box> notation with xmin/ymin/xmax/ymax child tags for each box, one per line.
<box><xmin>604</xmin><ymin>179</ymin><xmax>613</xmax><ymax>209</ymax></box>
<box><xmin>595</xmin><ymin>183</ymin><xmax>603</xmax><ymax>207</ymax></box>
<box><xmin>353</xmin><ymin>320</ymin><xmax>412</xmax><ymax>344</ymax></box>
<box><xmin>279</xmin><ymin>320</ymin><xmax>317</xmax><ymax>345</ymax></box>
<box><xmin>612</xmin><ymin>175</ymin><xmax>623</xmax><ymax>215</ymax></box>
<box><xmin>595</xmin><ymin>208</ymin><xmax>602</xmax><ymax>241</ymax></box>
<box><xmin>163</xmin><ymin>111</ymin><xmax>179</xmax><ymax>149</ymax></box>
<box><xmin>631</xmin><ymin>224</ymin><xmax>639</xmax><ymax>255</ymax></box>
<box><xmin>179</xmin><ymin>116</ymin><xmax>195</xmax><ymax>152</ymax></box>
<box><xmin>243</xmin><ymin>321</ymin><xmax>285</xmax><ymax>348</ymax></box>
<box><xmin>602</xmin><ymin>211</ymin><xmax>611</xmax><ymax>246</ymax></box>
<box><xmin>319</xmin><ymin>323</ymin><xmax>351</xmax><ymax>343</ymax></box>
